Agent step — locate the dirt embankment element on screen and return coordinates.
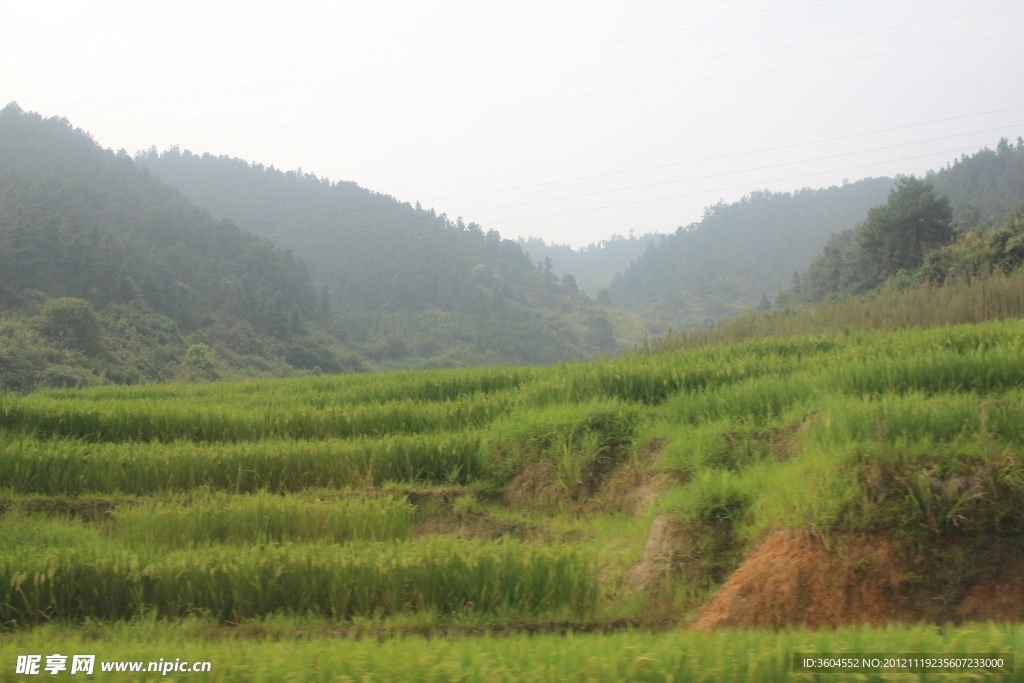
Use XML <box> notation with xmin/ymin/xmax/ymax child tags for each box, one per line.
<box><xmin>626</xmin><ymin>515</ymin><xmax>686</xmax><ymax>593</ymax></box>
<box><xmin>693</xmin><ymin>531</ymin><xmax>1024</xmax><ymax>630</ymax></box>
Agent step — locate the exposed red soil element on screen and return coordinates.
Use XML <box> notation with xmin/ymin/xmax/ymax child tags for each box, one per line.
<box><xmin>693</xmin><ymin>531</ymin><xmax>909</xmax><ymax>630</ymax></box>
<box><xmin>956</xmin><ymin>559</ymin><xmax>1024</xmax><ymax>623</ymax></box>
<box><xmin>693</xmin><ymin>531</ymin><xmax>1024</xmax><ymax>630</ymax></box>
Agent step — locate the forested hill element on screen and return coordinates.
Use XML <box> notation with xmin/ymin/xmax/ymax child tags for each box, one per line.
<box><xmin>518</xmin><ymin>232</ymin><xmax>661</xmax><ymax>301</ymax></box>
<box><xmin>0</xmin><ymin>104</ymin><xmax>652</xmax><ymax>392</ymax></box>
<box><xmin>0</xmin><ymin>103</ymin><xmax>365</xmax><ymax>391</ymax></box>
<box><xmin>930</xmin><ymin>138</ymin><xmax>1024</xmax><ymax>228</ymax></box>
<box><xmin>136</xmin><ymin>145</ymin><xmax>656</xmax><ymax>369</ymax></box>
<box><xmin>138</xmin><ymin>148</ymin><xmax>565</xmax><ymax>316</ymax></box>
<box><xmin>606</xmin><ymin>178</ymin><xmax>894</xmax><ymax>327</ymax></box>
<box><xmin>787</xmin><ymin>138</ymin><xmax>1024</xmax><ymax>304</ymax></box>
<box><xmin>0</xmin><ymin>107</ymin><xmax>318</xmax><ymax>321</ymax></box>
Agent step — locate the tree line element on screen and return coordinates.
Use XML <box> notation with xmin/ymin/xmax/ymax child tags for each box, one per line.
<box><xmin>605</xmin><ymin>178</ymin><xmax>894</xmax><ymax>327</ymax></box>
<box><xmin>0</xmin><ymin>103</ymin><xmax>638</xmax><ymax>391</ymax></box>
<box><xmin>782</xmin><ymin>137</ymin><xmax>1024</xmax><ymax>304</ymax></box>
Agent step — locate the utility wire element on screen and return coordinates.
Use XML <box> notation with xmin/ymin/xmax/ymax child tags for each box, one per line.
<box><xmin>482</xmin><ymin>145</ymin><xmax>995</xmax><ymax>228</ymax></box>
<box><xmin>232</xmin><ymin>106</ymin><xmax>1024</xmax><ymax>230</ymax></box>
<box><xmin>262</xmin><ymin>125</ymin><xmax>1021</xmax><ymax>240</ymax></box>
<box><xmin>428</xmin><ymin>109</ymin><xmax>1024</xmax><ymax>201</ymax></box>
<box><xmin>441</xmin><ymin>125</ymin><xmax>1024</xmax><ymax>215</ymax></box>
<box><xmin>269</xmin><ymin>140</ymin><xmax>1015</xmax><ymax>251</ymax></box>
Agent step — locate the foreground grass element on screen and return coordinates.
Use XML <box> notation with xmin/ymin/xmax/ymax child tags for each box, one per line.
<box><xmin>651</xmin><ymin>268</ymin><xmax>1024</xmax><ymax>352</ymax></box>
<box><xmin>0</xmin><ymin>432</ymin><xmax>486</xmax><ymax>493</ymax></box>
<box><xmin>0</xmin><ymin>620</ymin><xmax>1020</xmax><ymax>682</ymax></box>
<box><xmin>0</xmin><ymin>536</ymin><xmax>595</xmax><ymax>624</ymax></box>
<box><xmin>3</xmin><ymin>315</ymin><xmax>1024</xmax><ymax>659</ymax></box>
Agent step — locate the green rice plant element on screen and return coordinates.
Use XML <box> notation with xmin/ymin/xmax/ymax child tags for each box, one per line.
<box><xmin>0</xmin><ymin>391</ymin><xmax>514</xmax><ymax>443</ymax></box>
<box><xmin>665</xmin><ymin>373</ymin><xmax>820</xmax><ymax>425</ymax></box>
<box><xmin>804</xmin><ymin>391</ymin><xmax>1024</xmax><ymax>449</ymax></box>
<box><xmin>38</xmin><ymin>365</ymin><xmax>540</xmax><ymax>407</ymax></box>
<box><xmin>1</xmin><ymin>621</ymin><xmax>1021</xmax><ymax>683</ymax></box>
<box><xmin>828</xmin><ymin>346</ymin><xmax>1024</xmax><ymax>397</ymax></box>
<box><xmin>664</xmin><ymin>468</ymin><xmax>760</xmax><ymax>528</ymax></box>
<box><xmin>8</xmin><ymin>317</ymin><xmax>1024</xmax><ymax>442</ymax></box>
<box><xmin>0</xmin><ymin>431</ymin><xmax>484</xmax><ymax>494</ymax></box>
<box><xmin>546</xmin><ymin>430</ymin><xmax>607</xmax><ymax>499</ymax></box>
<box><xmin>655</xmin><ymin>385</ymin><xmax>1024</xmax><ymax>553</ymax></box>
<box><xmin>526</xmin><ymin>347</ymin><xmax>803</xmax><ymax>407</ymax></box>
<box><xmin>0</xmin><ymin>508</ymin><xmax>104</xmax><ymax>549</ymax></box>
<box><xmin>750</xmin><ymin>436</ymin><xmax>1024</xmax><ymax>539</ymax></box>
<box><xmin>659</xmin><ymin>468</ymin><xmax>765</xmax><ymax>589</ymax></box>
<box><xmin>112</xmin><ymin>492</ymin><xmax>414</xmax><ymax>547</ymax></box>
<box><xmin>747</xmin><ymin>444</ymin><xmax>864</xmax><ymax>537</ymax></box>
<box><xmin>0</xmin><ymin>538</ymin><xmax>597</xmax><ymax>624</ymax></box>
<box><xmin>662</xmin><ymin>339</ymin><xmax>1024</xmax><ymax>428</ymax></box>
<box><xmin>483</xmin><ymin>399</ymin><xmax>641</xmax><ymax>486</ymax></box>
<box><xmin>656</xmin><ymin>412</ymin><xmax>803</xmax><ymax>480</ymax></box>
<box><xmin>644</xmin><ymin>266</ymin><xmax>1024</xmax><ymax>353</ymax></box>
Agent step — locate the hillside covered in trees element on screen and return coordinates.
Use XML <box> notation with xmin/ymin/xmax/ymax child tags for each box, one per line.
<box><xmin>0</xmin><ymin>103</ymin><xmax>360</xmax><ymax>392</ymax></box>
<box><xmin>136</xmin><ymin>145</ymin><xmax>653</xmax><ymax>368</ymax></box>
<box><xmin>517</xmin><ymin>232</ymin><xmax>660</xmax><ymax>301</ymax></box>
<box><xmin>605</xmin><ymin>178</ymin><xmax>894</xmax><ymax>327</ymax></box>
<box><xmin>783</xmin><ymin>138</ymin><xmax>1024</xmax><ymax>304</ymax></box>
<box><xmin>603</xmin><ymin>138</ymin><xmax>1024</xmax><ymax>329</ymax></box>
<box><xmin>0</xmin><ymin>105</ymin><xmax>648</xmax><ymax>392</ymax></box>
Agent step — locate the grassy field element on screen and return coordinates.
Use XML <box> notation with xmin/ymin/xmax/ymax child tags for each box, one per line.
<box><xmin>4</xmin><ymin>309</ymin><xmax>1024</xmax><ymax>678</ymax></box>
<box><xmin>0</xmin><ymin>619</ymin><xmax>1020</xmax><ymax>682</ymax></box>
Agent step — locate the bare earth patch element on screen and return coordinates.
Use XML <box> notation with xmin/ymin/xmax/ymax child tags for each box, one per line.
<box><xmin>626</xmin><ymin>515</ymin><xmax>686</xmax><ymax>593</ymax></box>
<box><xmin>693</xmin><ymin>531</ymin><xmax>1024</xmax><ymax>630</ymax></box>
<box><xmin>693</xmin><ymin>531</ymin><xmax>909</xmax><ymax>630</ymax></box>
<box><xmin>956</xmin><ymin>559</ymin><xmax>1024</xmax><ymax>623</ymax></box>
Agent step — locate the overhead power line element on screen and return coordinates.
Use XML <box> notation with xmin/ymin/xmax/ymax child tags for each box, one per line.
<box><xmin>229</xmin><ymin>107</ymin><xmax>1024</xmax><ymax>231</ymax></box>
<box><xmin>266</xmin><ymin>139</ymin><xmax>1019</xmax><ymax>252</ymax></box>
<box><xmin>263</xmin><ymin>125</ymin><xmax>1022</xmax><ymax>241</ymax></box>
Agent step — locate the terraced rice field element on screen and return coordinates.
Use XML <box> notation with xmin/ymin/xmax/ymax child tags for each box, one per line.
<box><xmin>4</xmin><ymin>319</ymin><xmax>1024</xmax><ymax>679</ymax></box>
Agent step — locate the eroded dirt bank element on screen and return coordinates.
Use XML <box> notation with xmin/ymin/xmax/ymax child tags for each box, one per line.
<box><xmin>693</xmin><ymin>530</ymin><xmax>1024</xmax><ymax>630</ymax></box>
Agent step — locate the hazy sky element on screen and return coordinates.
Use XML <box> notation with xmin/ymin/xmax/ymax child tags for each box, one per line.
<box><xmin>4</xmin><ymin>0</ymin><xmax>1023</xmax><ymax>247</ymax></box>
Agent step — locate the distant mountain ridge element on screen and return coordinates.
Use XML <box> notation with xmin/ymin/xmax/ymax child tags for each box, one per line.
<box><xmin>138</xmin><ymin>148</ymin><xmax>570</xmax><ymax>315</ymax></box>
<box><xmin>605</xmin><ymin>178</ymin><xmax>895</xmax><ymax>327</ymax></box>
<box><xmin>787</xmin><ymin>138</ymin><xmax>1024</xmax><ymax>305</ymax></box>
<box><xmin>0</xmin><ymin>103</ymin><xmax>654</xmax><ymax>392</ymax></box>
<box><xmin>136</xmin><ymin>146</ymin><xmax>657</xmax><ymax>366</ymax></box>
<box><xmin>601</xmin><ymin>138</ymin><xmax>1024</xmax><ymax>328</ymax></box>
<box><xmin>0</xmin><ymin>102</ymin><xmax>349</xmax><ymax>391</ymax></box>
<box><xmin>517</xmin><ymin>232</ymin><xmax>662</xmax><ymax>299</ymax></box>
